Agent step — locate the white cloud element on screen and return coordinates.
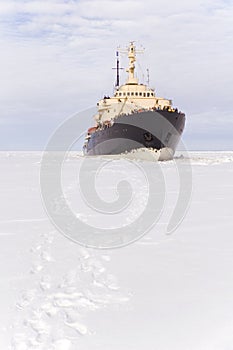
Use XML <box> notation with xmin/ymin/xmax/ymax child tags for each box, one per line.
<box><xmin>0</xmin><ymin>0</ymin><xmax>232</xmax><ymax>149</ymax></box>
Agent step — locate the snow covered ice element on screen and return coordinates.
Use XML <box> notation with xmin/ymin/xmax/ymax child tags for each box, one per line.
<box><xmin>0</xmin><ymin>151</ymin><xmax>233</xmax><ymax>349</ymax></box>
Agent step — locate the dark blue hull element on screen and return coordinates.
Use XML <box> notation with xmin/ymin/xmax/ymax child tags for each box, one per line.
<box><xmin>84</xmin><ymin>109</ymin><xmax>185</xmax><ymax>158</ymax></box>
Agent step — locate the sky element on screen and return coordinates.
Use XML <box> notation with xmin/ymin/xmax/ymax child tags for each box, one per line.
<box><xmin>0</xmin><ymin>0</ymin><xmax>232</xmax><ymax>150</ymax></box>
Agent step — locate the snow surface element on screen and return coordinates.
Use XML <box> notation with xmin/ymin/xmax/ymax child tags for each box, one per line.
<box><xmin>0</xmin><ymin>151</ymin><xmax>233</xmax><ymax>349</ymax></box>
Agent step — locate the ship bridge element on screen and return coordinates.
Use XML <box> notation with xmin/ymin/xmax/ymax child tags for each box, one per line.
<box><xmin>95</xmin><ymin>42</ymin><xmax>173</xmax><ymax>124</ymax></box>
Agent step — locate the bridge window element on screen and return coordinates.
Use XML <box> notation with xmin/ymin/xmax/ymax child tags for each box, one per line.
<box><xmin>131</xmin><ymin>92</ymin><xmax>134</xmax><ymax>96</ymax></box>
<box><xmin>119</xmin><ymin>92</ymin><xmax>122</xmax><ymax>96</ymax></box>
<box><xmin>127</xmin><ymin>92</ymin><xmax>130</xmax><ymax>96</ymax></box>
<box><xmin>139</xmin><ymin>92</ymin><xmax>142</xmax><ymax>96</ymax></box>
<box><xmin>135</xmin><ymin>92</ymin><xmax>138</xmax><ymax>96</ymax></box>
<box><xmin>151</xmin><ymin>92</ymin><xmax>154</xmax><ymax>96</ymax></box>
<box><xmin>143</xmin><ymin>93</ymin><xmax>146</xmax><ymax>97</ymax></box>
<box><xmin>147</xmin><ymin>93</ymin><xmax>150</xmax><ymax>97</ymax></box>
<box><xmin>123</xmin><ymin>92</ymin><xmax>126</xmax><ymax>96</ymax></box>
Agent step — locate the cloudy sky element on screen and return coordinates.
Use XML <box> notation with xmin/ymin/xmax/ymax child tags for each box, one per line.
<box><xmin>0</xmin><ymin>0</ymin><xmax>232</xmax><ymax>150</ymax></box>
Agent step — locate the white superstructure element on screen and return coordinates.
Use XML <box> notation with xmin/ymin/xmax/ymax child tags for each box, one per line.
<box><xmin>94</xmin><ymin>42</ymin><xmax>173</xmax><ymax>124</ymax></box>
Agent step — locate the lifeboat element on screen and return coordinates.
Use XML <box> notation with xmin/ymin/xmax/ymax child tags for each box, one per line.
<box><xmin>88</xmin><ymin>126</ymin><xmax>97</xmax><ymax>134</ymax></box>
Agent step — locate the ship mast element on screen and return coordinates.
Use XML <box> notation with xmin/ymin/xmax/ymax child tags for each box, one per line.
<box><xmin>112</xmin><ymin>51</ymin><xmax>123</xmax><ymax>88</ymax></box>
<box><xmin>146</xmin><ymin>68</ymin><xmax>150</xmax><ymax>86</ymax></box>
<box><xmin>118</xmin><ymin>42</ymin><xmax>144</xmax><ymax>85</ymax></box>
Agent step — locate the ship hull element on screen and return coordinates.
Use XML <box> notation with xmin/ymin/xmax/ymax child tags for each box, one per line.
<box><xmin>84</xmin><ymin>110</ymin><xmax>185</xmax><ymax>160</ymax></box>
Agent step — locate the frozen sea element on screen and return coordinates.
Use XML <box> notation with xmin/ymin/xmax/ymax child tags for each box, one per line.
<box><xmin>0</xmin><ymin>151</ymin><xmax>233</xmax><ymax>350</ymax></box>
